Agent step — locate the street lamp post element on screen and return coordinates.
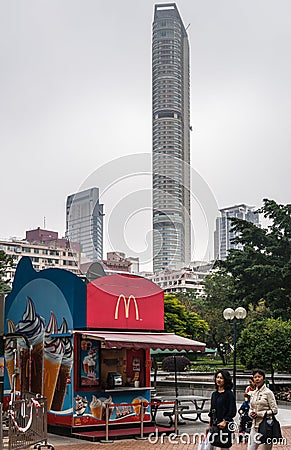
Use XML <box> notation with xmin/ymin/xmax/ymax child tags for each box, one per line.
<box><xmin>223</xmin><ymin>307</ymin><xmax>247</xmax><ymax>399</ymax></box>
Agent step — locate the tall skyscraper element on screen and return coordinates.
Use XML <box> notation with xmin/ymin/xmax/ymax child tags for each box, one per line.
<box><xmin>152</xmin><ymin>3</ymin><xmax>191</xmax><ymax>273</ymax></box>
<box><xmin>214</xmin><ymin>204</ymin><xmax>260</xmax><ymax>260</ymax></box>
<box><xmin>66</xmin><ymin>187</ymin><xmax>104</xmax><ymax>262</ymax></box>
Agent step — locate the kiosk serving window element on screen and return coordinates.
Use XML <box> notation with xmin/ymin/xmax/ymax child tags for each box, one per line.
<box><xmin>78</xmin><ymin>337</ymin><xmax>100</xmax><ymax>387</ymax></box>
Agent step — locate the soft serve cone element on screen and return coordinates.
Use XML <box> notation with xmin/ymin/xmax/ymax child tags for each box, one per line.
<box><xmin>43</xmin><ymin>312</ymin><xmax>64</xmax><ymax>410</ymax></box>
<box><xmin>15</xmin><ymin>297</ymin><xmax>45</xmax><ymax>394</ymax></box>
<box><xmin>51</xmin><ymin>317</ymin><xmax>73</xmax><ymax>411</ymax></box>
<box><xmin>90</xmin><ymin>395</ymin><xmax>103</xmax><ymax>419</ymax></box>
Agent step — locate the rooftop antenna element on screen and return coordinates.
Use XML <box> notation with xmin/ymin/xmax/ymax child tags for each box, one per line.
<box><xmin>43</xmin><ymin>216</ymin><xmax>46</xmax><ymax>229</ymax></box>
<box><xmin>186</xmin><ymin>23</ymin><xmax>191</xmax><ymax>30</ymax></box>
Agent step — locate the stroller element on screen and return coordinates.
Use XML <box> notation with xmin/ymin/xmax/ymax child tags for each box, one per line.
<box><xmin>238</xmin><ymin>394</ymin><xmax>252</xmax><ymax>442</ymax></box>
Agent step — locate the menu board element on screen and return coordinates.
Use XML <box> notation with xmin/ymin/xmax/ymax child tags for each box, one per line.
<box><xmin>79</xmin><ymin>338</ymin><xmax>100</xmax><ymax>387</ymax></box>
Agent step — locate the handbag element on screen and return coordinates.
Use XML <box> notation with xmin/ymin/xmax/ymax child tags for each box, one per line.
<box><xmin>209</xmin><ymin>422</ymin><xmax>234</xmax><ymax>448</ymax></box>
<box><xmin>258</xmin><ymin>412</ymin><xmax>282</xmax><ymax>444</ymax></box>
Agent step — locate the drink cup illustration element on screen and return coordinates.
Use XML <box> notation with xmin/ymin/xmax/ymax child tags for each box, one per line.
<box><xmin>82</xmin><ymin>355</ymin><xmax>90</xmax><ymax>375</ymax></box>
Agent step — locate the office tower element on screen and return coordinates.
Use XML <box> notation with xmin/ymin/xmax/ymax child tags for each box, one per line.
<box><xmin>66</xmin><ymin>187</ymin><xmax>104</xmax><ymax>262</ymax></box>
<box><xmin>214</xmin><ymin>204</ymin><xmax>260</xmax><ymax>260</ymax></box>
<box><xmin>152</xmin><ymin>3</ymin><xmax>191</xmax><ymax>273</ymax></box>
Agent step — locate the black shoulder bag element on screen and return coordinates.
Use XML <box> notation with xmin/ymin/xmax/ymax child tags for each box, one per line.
<box><xmin>209</xmin><ymin>400</ymin><xmax>234</xmax><ymax>448</ymax></box>
<box><xmin>258</xmin><ymin>412</ymin><xmax>282</xmax><ymax>444</ymax></box>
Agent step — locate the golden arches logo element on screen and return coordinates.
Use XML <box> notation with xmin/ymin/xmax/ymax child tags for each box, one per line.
<box><xmin>114</xmin><ymin>294</ymin><xmax>140</xmax><ymax>320</ymax></box>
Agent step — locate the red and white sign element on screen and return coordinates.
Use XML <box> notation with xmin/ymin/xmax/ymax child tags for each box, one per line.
<box><xmin>86</xmin><ymin>274</ymin><xmax>164</xmax><ymax>330</ymax></box>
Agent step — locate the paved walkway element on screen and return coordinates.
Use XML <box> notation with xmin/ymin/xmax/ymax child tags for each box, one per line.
<box><xmin>46</xmin><ymin>426</ymin><xmax>291</xmax><ymax>449</ymax></box>
<box><xmin>33</xmin><ymin>404</ymin><xmax>291</xmax><ymax>449</ymax></box>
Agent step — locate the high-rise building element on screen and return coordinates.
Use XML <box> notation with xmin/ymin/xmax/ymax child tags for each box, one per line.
<box><xmin>66</xmin><ymin>187</ymin><xmax>104</xmax><ymax>262</ymax></box>
<box><xmin>214</xmin><ymin>204</ymin><xmax>260</xmax><ymax>260</ymax></box>
<box><xmin>152</xmin><ymin>3</ymin><xmax>191</xmax><ymax>273</ymax></box>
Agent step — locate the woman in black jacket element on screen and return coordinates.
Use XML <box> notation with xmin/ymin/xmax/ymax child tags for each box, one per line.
<box><xmin>208</xmin><ymin>369</ymin><xmax>237</xmax><ymax>448</ymax></box>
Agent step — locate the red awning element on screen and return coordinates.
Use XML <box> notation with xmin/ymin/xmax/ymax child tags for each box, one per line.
<box><xmin>76</xmin><ymin>331</ymin><xmax>205</xmax><ymax>352</ymax></box>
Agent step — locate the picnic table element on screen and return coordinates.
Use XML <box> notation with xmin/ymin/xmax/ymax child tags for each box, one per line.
<box><xmin>151</xmin><ymin>395</ymin><xmax>210</xmax><ymax>427</ymax></box>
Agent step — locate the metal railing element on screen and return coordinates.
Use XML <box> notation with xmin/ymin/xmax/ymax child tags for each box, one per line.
<box><xmin>0</xmin><ymin>394</ymin><xmax>54</xmax><ymax>450</ymax></box>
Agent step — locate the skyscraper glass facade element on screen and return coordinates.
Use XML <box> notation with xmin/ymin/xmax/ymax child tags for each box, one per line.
<box><xmin>152</xmin><ymin>3</ymin><xmax>191</xmax><ymax>272</ymax></box>
<box><xmin>66</xmin><ymin>187</ymin><xmax>104</xmax><ymax>262</ymax></box>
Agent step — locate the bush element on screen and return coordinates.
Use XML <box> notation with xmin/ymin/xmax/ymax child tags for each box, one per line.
<box><xmin>161</xmin><ymin>355</ymin><xmax>191</xmax><ymax>372</ymax></box>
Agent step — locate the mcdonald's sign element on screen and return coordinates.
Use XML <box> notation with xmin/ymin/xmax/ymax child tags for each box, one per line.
<box><xmin>114</xmin><ymin>295</ymin><xmax>140</xmax><ymax>320</ymax></box>
<box><xmin>86</xmin><ymin>274</ymin><xmax>164</xmax><ymax>330</ymax></box>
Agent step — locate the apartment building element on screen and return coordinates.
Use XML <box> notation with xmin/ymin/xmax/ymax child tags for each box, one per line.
<box><xmin>0</xmin><ymin>231</ymin><xmax>81</xmax><ymax>284</ymax></box>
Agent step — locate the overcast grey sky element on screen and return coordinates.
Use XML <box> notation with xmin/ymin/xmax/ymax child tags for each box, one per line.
<box><xmin>1</xmin><ymin>1</ymin><xmax>290</xmax><ymax>267</ymax></box>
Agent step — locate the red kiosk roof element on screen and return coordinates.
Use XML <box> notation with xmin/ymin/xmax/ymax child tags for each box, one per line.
<box><xmin>76</xmin><ymin>331</ymin><xmax>206</xmax><ymax>352</ymax></box>
<box><xmin>86</xmin><ymin>273</ymin><xmax>164</xmax><ymax>330</ymax></box>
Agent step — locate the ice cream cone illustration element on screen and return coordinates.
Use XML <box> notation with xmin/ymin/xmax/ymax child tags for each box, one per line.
<box><xmin>51</xmin><ymin>317</ymin><xmax>73</xmax><ymax>411</ymax></box>
<box><xmin>43</xmin><ymin>312</ymin><xmax>64</xmax><ymax>410</ymax></box>
<box><xmin>132</xmin><ymin>397</ymin><xmax>148</xmax><ymax>416</ymax></box>
<box><xmin>15</xmin><ymin>297</ymin><xmax>45</xmax><ymax>394</ymax></box>
<box><xmin>4</xmin><ymin>319</ymin><xmax>21</xmax><ymax>391</ymax></box>
<box><xmin>90</xmin><ymin>395</ymin><xmax>103</xmax><ymax>419</ymax></box>
<box><xmin>132</xmin><ymin>397</ymin><xmax>142</xmax><ymax>415</ymax></box>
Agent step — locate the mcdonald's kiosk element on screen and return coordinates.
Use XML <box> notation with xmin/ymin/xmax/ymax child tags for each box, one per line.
<box><xmin>3</xmin><ymin>258</ymin><xmax>205</xmax><ymax>438</ymax></box>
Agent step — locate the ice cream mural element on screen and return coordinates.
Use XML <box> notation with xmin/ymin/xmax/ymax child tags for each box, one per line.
<box><xmin>72</xmin><ymin>392</ymin><xmax>150</xmax><ymax>424</ymax></box>
<box><xmin>51</xmin><ymin>318</ymin><xmax>73</xmax><ymax>411</ymax></box>
<box><xmin>15</xmin><ymin>297</ymin><xmax>45</xmax><ymax>394</ymax></box>
<box><xmin>43</xmin><ymin>312</ymin><xmax>64</xmax><ymax>410</ymax></box>
<box><xmin>5</xmin><ymin>295</ymin><xmax>74</xmax><ymax>412</ymax></box>
<box><xmin>4</xmin><ymin>319</ymin><xmax>21</xmax><ymax>392</ymax></box>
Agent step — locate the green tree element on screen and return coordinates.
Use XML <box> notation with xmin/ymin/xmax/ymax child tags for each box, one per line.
<box><xmin>200</xmin><ymin>272</ymin><xmax>238</xmax><ymax>363</ymax></box>
<box><xmin>237</xmin><ymin>318</ymin><xmax>291</xmax><ymax>388</ymax></box>
<box><xmin>0</xmin><ymin>250</ymin><xmax>12</xmax><ymax>294</ymax></box>
<box><xmin>164</xmin><ymin>294</ymin><xmax>209</xmax><ymax>341</ymax></box>
<box><xmin>220</xmin><ymin>199</ymin><xmax>291</xmax><ymax>318</ymax></box>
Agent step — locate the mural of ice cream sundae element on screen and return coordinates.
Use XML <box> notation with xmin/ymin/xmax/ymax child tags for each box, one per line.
<box><xmin>80</xmin><ymin>340</ymin><xmax>99</xmax><ymax>386</ymax></box>
<box><xmin>87</xmin><ymin>350</ymin><xmax>96</xmax><ymax>377</ymax></box>
<box><xmin>15</xmin><ymin>297</ymin><xmax>45</xmax><ymax>395</ymax></box>
<box><xmin>51</xmin><ymin>317</ymin><xmax>73</xmax><ymax>411</ymax></box>
<box><xmin>43</xmin><ymin>312</ymin><xmax>64</xmax><ymax>410</ymax></box>
<box><xmin>75</xmin><ymin>395</ymin><xmax>88</xmax><ymax>415</ymax></box>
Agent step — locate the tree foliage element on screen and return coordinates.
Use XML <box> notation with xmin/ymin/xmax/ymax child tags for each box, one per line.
<box><xmin>0</xmin><ymin>250</ymin><xmax>12</xmax><ymax>294</ymax></box>
<box><xmin>197</xmin><ymin>272</ymin><xmax>236</xmax><ymax>363</ymax></box>
<box><xmin>219</xmin><ymin>199</ymin><xmax>291</xmax><ymax>318</ymax></box>
<box><xmin>163</xmin><ymin>294</ymin><xmax>209</xmax><ymax>341</ymax></box>
<box><xmin>237</xmin><ymin>318</ymin><xmax>291</xmax><ymax>387</ymax></box>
